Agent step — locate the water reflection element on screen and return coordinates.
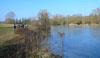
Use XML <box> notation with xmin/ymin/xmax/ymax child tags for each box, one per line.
<box><xmin>48</xmin><ymin>25</ymin><xmax>100</xmax><ymax>58</ymax></box>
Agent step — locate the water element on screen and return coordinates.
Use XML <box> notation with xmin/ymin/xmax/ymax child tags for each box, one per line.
<box><xmin>48</xmin><ymin>25</ymin><xmax>100</xmax><ymax>58</ymax></box>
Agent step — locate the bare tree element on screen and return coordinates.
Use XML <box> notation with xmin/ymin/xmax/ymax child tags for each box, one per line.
<box><xmin>38</xmin><ymin>10</ymin><xmax>49</xmax><ymax>25</ymax></box>
<box><xmin>5</xmin><ymin>11</ymin><xmax>16</xmax><ymax>24</ymax></box>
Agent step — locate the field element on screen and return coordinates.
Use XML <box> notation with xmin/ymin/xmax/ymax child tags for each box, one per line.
<box><xmin>0</xmin><ymin>24</ymin><xmax>13</xmax><ymax>27</ymax></box>
<box><xmin>0</xmin><ymin>24</ymin><xmax>15</xmax><ymax>46</ymax></box>
<box><xmin>0</xmin><ymin>24</ymin><xmax>23</xmax><ymax>58</ymax></box>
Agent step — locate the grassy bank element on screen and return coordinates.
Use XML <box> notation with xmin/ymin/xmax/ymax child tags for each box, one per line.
<box><xmin>0</xmin><ymin>24</ymin><xmax>61</xmax><ymax>58</ymax></box>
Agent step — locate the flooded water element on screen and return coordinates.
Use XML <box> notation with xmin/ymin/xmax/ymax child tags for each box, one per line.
<box><xmin>48</xmin><ymin>25</ymin><xmax>100</xmax><ymax>58</ymax></box>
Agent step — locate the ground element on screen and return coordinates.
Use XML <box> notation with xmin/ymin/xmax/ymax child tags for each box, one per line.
<box><xmin>0</xmin><ymin>24</ymin><xmax>16</xmax><ymax>46</ymax></box>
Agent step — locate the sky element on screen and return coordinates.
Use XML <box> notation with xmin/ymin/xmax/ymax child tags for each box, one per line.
<box><xmin>0</xmin><ymin>0</ymin><xmax>100</xmax><ymax>21</ymax></box>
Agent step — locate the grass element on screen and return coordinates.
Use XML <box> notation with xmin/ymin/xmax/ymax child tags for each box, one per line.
<box><xmin>0</xmin><ymin>24</ymin><xmax>16</xmax><ymax>46</ymax></box>
<box><xmin>0</xmin><ymin>23</ymin><xmax>13</xmax><ymax>27</ymax></box>
<box><xmin>0</xmin><ymin>27</ymin><xmax>13</xmax><ymax>35</ymax></box>
<box><xmin>0</xmin><ymin>24</ymin><xmax>25</xmax><ymax>58</ymax></box>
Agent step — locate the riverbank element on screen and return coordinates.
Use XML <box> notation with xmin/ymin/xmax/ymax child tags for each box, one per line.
<box><xmin>0</xmin><ymin>24</ymin><xmax>62</xmax><ymax>58</ymax></box>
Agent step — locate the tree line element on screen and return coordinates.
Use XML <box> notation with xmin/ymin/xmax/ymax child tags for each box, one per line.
<box><xmin>4</xmin><ymin>8</ymin><xmax>100</xmax><ymax>25</ymax></box>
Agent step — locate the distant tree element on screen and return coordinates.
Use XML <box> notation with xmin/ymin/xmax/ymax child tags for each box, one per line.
<box><xmin>92</xmin><ymin>8</ymin><xmax>100</xmax><ymax>24</ymax></box>
<box><xmin>53</xmin><ymin>14</ymin><xmax>65</xmax><ymax>25</ymax></box>
<box><xmin>19</xmin><ymin>18</ymin><xmax>30</xmax><ymax>24</ymax></box>
<box><xmin>5</xmin><ymin>18</ymin><xmax>14</xmax><ymax>24</ymax></box>
<box><xmin>5</xmin><ymin>11</ymin><xmax>16</xmax><ymax>24</ymax></box>
<box><xmin>65</xmin><ymin>15</ymin><xmax>70</xmax><ymax>25</ymax></box>
<box><xmin>29</xmin><ymin>17</ymin><xmax>37</xmax><ymax>25</ymax></box>
<box><xmin>81</xmin><ymin>16</ymin><xmax>87</xmax><ymax>24</ymax></box>
<box><xmin>38</xmin><ymin>10</ymin><xmax>50</xmax><ymax>25</ymax></box>
<box><xmin>15</xmin><ymin>19</ymin><xmax>19</xmax><ymax>24</ymax></box>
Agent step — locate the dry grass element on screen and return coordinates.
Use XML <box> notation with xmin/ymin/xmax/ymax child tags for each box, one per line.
<box><xmin>0</xmin><ymin>23</ymin><xmax>14</xmax><ymax>27</ymax></box>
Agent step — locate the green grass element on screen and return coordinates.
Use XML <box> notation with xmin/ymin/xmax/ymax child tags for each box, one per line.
<box><xmin>0</xmin><ymin>24</ymin><xmax>13</xmax><ymax>35</ymax></box>
<box><xmin>0</xmin><ymin>27</ymin><xmax>13</xmax><ymax>35</ymax></box>
<box><xmin>0</xmin><ymin>24</ymin><xmax>16</xmax><ymax>46</ymax></box>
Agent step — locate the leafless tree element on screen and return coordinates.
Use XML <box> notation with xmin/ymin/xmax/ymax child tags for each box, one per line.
<box><xmin>5</xmin><ymin>11</ymin><xmax>16</xmax><ymax>24</ymax></box>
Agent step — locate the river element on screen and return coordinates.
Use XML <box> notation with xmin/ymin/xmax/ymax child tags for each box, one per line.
<box><xmin>48</xmin><ymin>25</ymin><xmax>100</xmax><ymax>58</ymax></box>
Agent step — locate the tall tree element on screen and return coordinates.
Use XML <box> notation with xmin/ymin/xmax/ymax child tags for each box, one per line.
<box><xmin>38</xmin><ymin>10</ymin><xmax>49</xmax><ymax>25</ymax></box>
